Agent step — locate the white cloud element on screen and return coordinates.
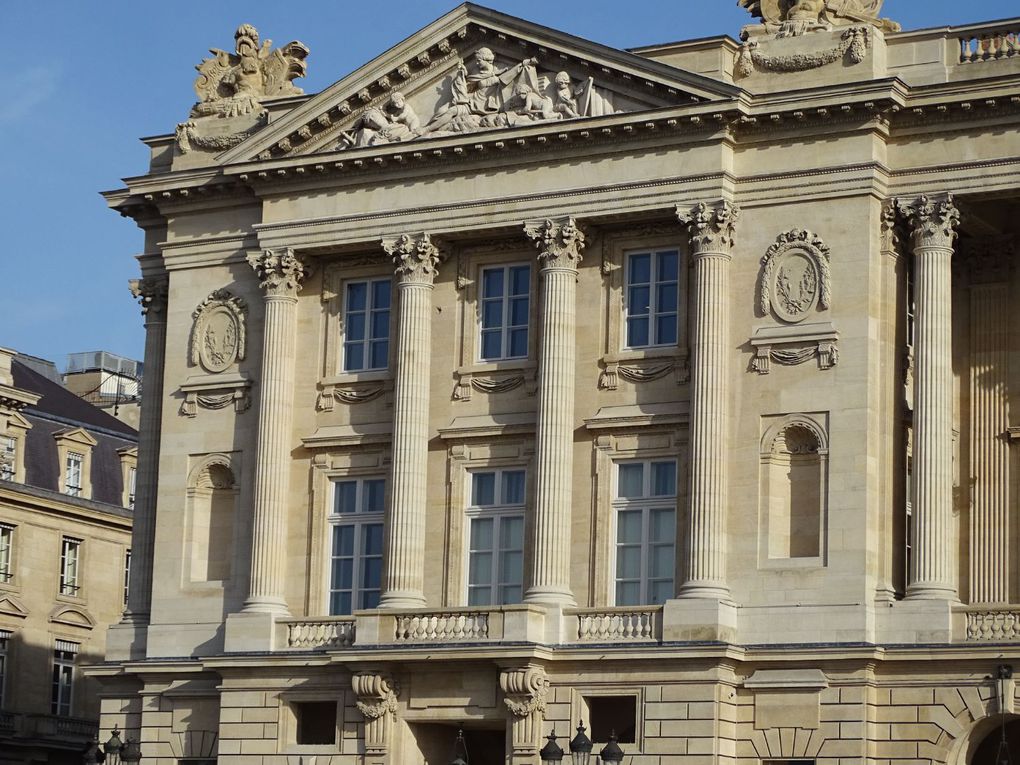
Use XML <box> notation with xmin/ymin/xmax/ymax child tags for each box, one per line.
<box><xmin>0</xmin><ymin>65</ymin><xmax>60</xmax><ymax>125</ymax></box>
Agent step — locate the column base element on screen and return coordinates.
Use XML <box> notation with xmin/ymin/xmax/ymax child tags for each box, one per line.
<box><xmin>523</xmin><ymin>587</ymin><xmax>576</xmax><ymax>608</ymax></box>
<box><xmin>905</xmin><ymin>582</ymin><xmax>958</xmax><ymax>601</ymax></box>
<box><xmin>378</xmin><ymin>591</ymin><xmax>427</xmax><ymax>609</ymax></box>
<box><xmin>105</xmin><ymin>621</ymin><xmax>148</xmax><ymax>661</ymax></box>
<box><xmin>662</xmin><ymin>597</ymin><xmax>739</xmax><ymax>643</ymax></box>
<box><xmin>224</xmin><ymin>610</ymin><xmax>277</xmax><ymax>653</ymax></box>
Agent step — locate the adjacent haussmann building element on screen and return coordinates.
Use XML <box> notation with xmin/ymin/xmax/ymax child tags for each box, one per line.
<box><xmin>94</xmin><ymin>3</ymin><xmax>1020</xmax><ymax>763</ymax></box>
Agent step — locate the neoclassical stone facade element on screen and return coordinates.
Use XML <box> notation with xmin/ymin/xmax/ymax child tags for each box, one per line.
<box><xmin>94</xmin><ymin>4</ymin><xmax>1020</xmax><ymax>763</ymax></box>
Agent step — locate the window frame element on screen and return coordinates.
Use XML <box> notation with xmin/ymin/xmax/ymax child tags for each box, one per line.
<box><xmin>327</xmin><ymin>476</ymin><xmax>386</xmax><ymax>616</ymax></box>
<box><xmin>59</xmin><ymin>537</ymin><xmax>82</xmax><ymax>597</ymax></box>
<box><xmin>341</xmin><ymin>276</ymin><xmax>393</xmax><ymax>374</ymax></box>
<box><xmin>64</xmin><ymin>452</ymin><xmax>84</xmax><ymax>498</ymax></box>
<box><xmin>0</xmin><ymin>436</ymin><xmax>15</xmax><ymax>481</ymax></box>
<box><xmin>623</xmin><ymin>248</ymin><xmax>681</xmax><ymax>351</ymax></box>
<box><xmin>0</xmin><ymin>629</ymin><xmax>10</xmax><ymax>710</ymax></box>
<box><xmin>464</xmin><ymin>468</ymin><xmax>527</xmax><ymax>607</ymax></box>
<box><xmin>476</xmin><ymin>262</ymin><xmax>532</xmax><ymax>363</ymax></box>
<box><xmin>51</xmin><ymin>641</ymin><xmax>78</xmax><ymax>717</ymax></box>
<box><xmin>611</xmin><ymin>459</ymin><xmax>678</xmax><ymax>607</ymax></box>
<box><xmin>0</xmin><ymin>524</ymin><xmax>13</xmax><ymax>586</ymax></box>
<box><xmin>123</xmin><ymin>549</ymin><xmax>131</xmax><ymax>606</ymax></box>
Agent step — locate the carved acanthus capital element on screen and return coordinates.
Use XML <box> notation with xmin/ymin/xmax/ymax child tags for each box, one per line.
<box><xmin>500</xmin><ymin>666</ymin><xmax>549</xmax><ymax>719</ymax></box>
<box><xmin>383</xmin><ymin>234</ymin><xmax>446</xmax><ymax>285</ymax></box>
<box><xmin>898</xmin><ymin>194</ymin><xmax>961</xmax><ymax>252</ymax></box>
<box><xmin>247</xmin><ymin>248</ymin><xmax>308</xmax><ymax>298</ymax></box>
<box><xmin>352</xmin><ymin>672</ymin><xmax>399</xmax><ymax>720</ymax></box>
<box><xmin>881</xmin><ymin>200</ymin><xmax>904</xmax><ymax>254</ymax></box>
<box><xmin>525</xmin><ymin>217</ymin><xmax>586</xmax><ymax>271</ymax></box>
<box><xmin>678</xmin><ymin>201</ymin><xmax>741</xmax><ymax>257</ymax></box>
<box><xmin>129</xmin><ymin>277</ymin><xmax>169</xmax><ymax>318</ymax></box>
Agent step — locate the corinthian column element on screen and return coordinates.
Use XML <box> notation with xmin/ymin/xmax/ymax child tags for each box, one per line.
<box><xmin>379</xmin><ymin>234</ymin><xmax>444</xmax><ymax>609</ymax></box>
<box><xmin>524</xmin><ymin>217</ymin><xmax>585</xmax><ymax>607</ymax></box>
<box><xmin>242</xmin><ymin>249</ymin><xmax>308</xmax><ymax>615</ymax></box>
<box><xmin>900</xmin><ymin>194</ymin><xmax>960</xmax><ymax>600</ymax></box>
<box><xmin>676</xmin><ymin>202</ymin><xmax>740</xmax><ymax>600</ymax></box>
<box><xmin>122</xmin><ymin>276</ymin><xmax>169</xmax><ymax>625</ymax></box>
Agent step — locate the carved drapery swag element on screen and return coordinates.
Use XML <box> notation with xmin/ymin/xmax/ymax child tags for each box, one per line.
<box><xmin>247</xmin><ymin>248</ymin><xmax>309</xmax><ymax>298</ymax></box>
<box><xmin>129</xmin><ymin>277</ymin><xmax>170</xmax><ymax>319</ymax></box>
<box><xmin>384</xmin><ymin>234</ymin><xmax>446</xmax><ymax>285</ymax></box>
<box><xmin>524</xmin><ymin>217</ymin><xmax>587</xmax><ymax>269</ymax></box>
<box><xmin>759</xmin><ymin>229</ymin><xmax>832</xmax><ymax>323</ymax></box>
<box><xmin>677</xmin><ymin>201</ymin><xmax>741</xmax><ymax>256</ymax></box>
<box><xmin>897</xmin><ymin>194</ymin><xmax>962</xmax><ymax>251</ymax></box>
<box><xmin>190</xmin><ymin>290</ymin><xmax>248</xmax><ymax>373</ymax></box>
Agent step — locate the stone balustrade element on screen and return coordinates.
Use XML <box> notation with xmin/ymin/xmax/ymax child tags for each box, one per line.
<box><xmin>394</xmin><ymin>609</ymin><xmax>493</xmax><ymax>642</ymax></box>
<box><xmin>962</xmin><ymin>607</ymin><xmax>1020</xmax><ymax>642</ymax></box>
<box><xmin>569</xmin><ymin>606</ymin><xmax>663</xmax><ymax>643</ymax></box>
<box><xmin>959</xmin><ymin>26</ymin><xmax>1019</xmax><ymax>63</ymax></box>
<box><xmin>282</xmin><ymin>617</ymin><xmax>357</xmax><ymax>649</ymax></box>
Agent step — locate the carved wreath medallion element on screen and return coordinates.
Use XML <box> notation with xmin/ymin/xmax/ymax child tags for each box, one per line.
<box><xmin>759</xmin><ymin>229</ymin><xmax>831</xmax><ymax>324</ymax></box>
<box><xmin>191</xmin><ymin>290</ymin><xmax>248</xmax><ymax>373</ymax></box>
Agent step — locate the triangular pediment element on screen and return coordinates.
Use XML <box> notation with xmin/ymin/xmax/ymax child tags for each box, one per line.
<box><xmin>53</xmin><ymin>427</ymin><xmax>98</xmax><ymax>447</ymax></box>
<box><xmin>0</xmin><ymin>594</ymin><xmax>29</xmax><ymax>619</ymax></box>
<box><xmin>218</xmin><ymin>3</ymin><xmax>738</xmax><ymax>165</ymax></box>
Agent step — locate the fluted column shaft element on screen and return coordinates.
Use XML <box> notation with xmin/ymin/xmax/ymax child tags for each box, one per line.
<box><xmin>243</xmin><ymin>249</ymin><xmax>307</xmax><ymax>615</ymax></box>
<box><xmin>122</xmin><ymin>277</ymin><xmax>168</xmax><ymax>623</ymax></box>
<box><xmin>677</xmin><ymin>202</ymin><xmax>740</xmax><ymax>600</ymax></box>
<box><xmin>902</xmin><ymin>195</ymin><xmax>960</xmax><ymax>600</ymax></box>
<box><xmin>379</xmin><ymin>234</ymin><xmax>444</xmax><ymax>609</ymax></box>
<box><xmin>524</xmin><ymin>218</ymin><xmax>586</xmax><ymax>607</ymax></box>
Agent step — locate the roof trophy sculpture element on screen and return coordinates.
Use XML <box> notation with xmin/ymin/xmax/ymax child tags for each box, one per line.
<box><xmin>738</xmin><ymin>0</ymin><xmax>900</xmax><ymax>38</ymax></box>
<box><xmin>176</xmin><ymin>24</ymin><xmax>309</xmax><ymax>155</ymax></box>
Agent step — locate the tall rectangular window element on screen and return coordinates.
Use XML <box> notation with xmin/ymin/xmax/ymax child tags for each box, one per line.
<box><xmin>467</xmin><ymin>469</ymin><xmax>525</xmax><ymax>606</ymax></box>
<box><xmin>614</xmin><ymin>460</ymin><xmax>677</xmax><ymax>606</ymax></box>
<box><xmin>127</xmin><ymin>467</ymin><xmax>137</xmax><ymax>510</ymax></box>
<box><xmin>0</xmin><ymin>525</ymin><xmax>12</xmax><ymax>584</ymax></box>
<box><xmin>625</xmin><ymin>249</ymin><xmax>680</xmax><ymax>349</ymax></box>
<box><xmin>479</xmin><ymin>265</ymin><xmax>530</xmax><ymax>361</ymax></box>
<box><xmin>51</xmin><ymin>640</ymin><xmax>77</xmax><ymax>716</ymax></box>
<box><xmin>0</xmin><ymin>629</ymin><xmax>10</xmax><ymax>710</ymax></box>
<box><xmin>343</xmin><ymin>279</ymin><xmax>391</xmax><ymax>372</ymax></box>
<box><xmin>59</xmin><ymin>537</ymin><xmax>81</xmax><ymax>596</ymax></box>
<box><xmin>0</xmin><ymin>437</ymin><xmax>14</xmax><ymax>481</ymax></box>
<box><xmin>329</xmin><ymin>478</ymin><xmax>384</xmax><ymax>615</ymax></box>
<box><xmin>123</xmin><ymin>549</ymin><xmax>131</xmax><ymax>606</ymax></box>
<box><xmin>65</xmin><ymin>452</ymin><xmax>84</xmax><ymax>497</ymax></box>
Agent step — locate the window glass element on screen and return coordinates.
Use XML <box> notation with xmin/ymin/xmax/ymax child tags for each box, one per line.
<box><xmin>479</xmin><ymin>265</ymin><xmax>530</xmax><ymax>361</ymax></box>
<box><xmin>343</xmin><ymin>278</ymin><xmax>391</xmax><ymax>372</ymax></box>
<box><xmin>329</xmin><ymin>478</ymin><xmax>385</xmax><ymax>615</ymax></box>
<box><xmin>59</xmin><ymin>538</ymin><xmax>81</xmax><ymax>596</ymax></box>
<box><xmin>614</xmin><ymin>460</ymin><xmax>677</xmax><ymax>606</ymax></box>
<box><xmin>0</xmin><ymin>437</ymin><xmax>14</xmax><ymax>480</ymax></box>
<box><xmin>0</xmin><ymin>629</ymin><xmax>9</xmax><ymax>710</ymax></box>
<box><xmin>51</xmin><ymin>642</ymin><xmax>78</xmax><ymax>716</ymax></box>
<box><xmin>625</xmin><ymin>249</ymin><xmax>680</xmax><ymax>349</ymax></box>
<box><xmin>467</xmin><ymin>470</ymin><xmax>526</xmax><ymax>606</ymax></box>
<box><xmin>65</xmin><ymin>453</ymin><xmax>84</xmax><ymax>497</ymax></box>
<box><xmin>0</xmin><ymin>525</ymin><xmax>12</xmax><ymax>584</ymax></box>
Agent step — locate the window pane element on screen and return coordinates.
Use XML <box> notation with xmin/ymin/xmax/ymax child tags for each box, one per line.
<box><xmin>616</xmin><ymin>580</ymin><xmax>641</xmax><ymax>606</ymax></box>
<box><xmin>469</xmin><ymin>552</ymin><xmax>493</xmax><ymax>585</ymax></box>
<box><xmin>501</xmin><ymin>551</ymin><xmax>523</xmax><ymax>584</ymax></box>
<box><xmin>482</xmin><ymin>268</ymin><xmax>504</xmax><ymax>298</ymax></box>
<box><xmin>470</xmin><ymin>517</ymin><xmax>494</xmax><ymax>549</ymax></box>
<box><xmin>508</xmin><ymin>329</ymin><xmax>528</xmax><ymax>358</ymax></box>
<box><xmin>333</xmin><ymin>525</ymin><xmax>355</xmax><ymax>557</ymax></box>
<box><xmin>650</xmin><ymin>508</ymin><xmax>676</xmax><ymax>542</ymax></box>
<box><xmin>370</xmin><ymin>340</ymin><xmax>389</xmax><ymax>369</ymax></box>
<box><xmin>481</xmin><ymin>300</ymin><xmax>503</xmax><ymax>329</ymax></box>
<box><xmin>658</xmin><ymin>251</ymin><xmax>679</xmax><ymax>282</ymax></box>
<box><xmin>629</xmin><ymin>254</ymin><xmax>651</xmax><ymax>284</ymax></box>
<box><xmin>617</xmin><ymin>511</ymin><xmax>643</xmax><ymax>545</ymax></box>
<box><xmin>510</xmin><ymin>266</ymin><xmax>530</xmax><ymax>295</ymax></box>
<box><xmin>656</xmin><ymin>315</ymin><xmax>678</xmax><ymax>346</ymax></box>
<box><xmin>502</xmin><ymin>472</ymin><xmax>526</xmax><ymax>505</ymax></box>
<box><xmin>362</xmin><ymin>523</ymin><xmax>384</xmax><ymax>554</ymax></box>
<box><xmin>371</xmin><ymin>311</ymin><xmax>389</xmax><ymax>339</ymax></box>
<box><xmin>617</xmin><ymin>546</ymin><xmax>642</xmax><ymax>579</ymax></box>
<box><xmin>481</xmin><ymin>330</ymin><xmax>502</xmax><ymax>360</ymax></box>
<box><xmin>344</xmin><ymin>343</ymin><xmax>364</xmax><ymax>372</ymax></box>
<box><xmin>650</xmin><ymin>544</ymin><xmax>675</xmax><ymax>579</ymax></box>
<box><xmin>361</xmin><ymin>589</ymin><xmax>381</xmax><ymax>610</ymax></box>
<box><xmin>372</xmin><ymin>280</ymin><xmax>391</xmax><ymax>309</ymax></box>
<box><xmin>363</xmin><ymin>481</ymin><xmax>386</xmax><ymax>514</ymax></box>
<box><xmin>509</xmin><ymin>296</ymin><xmax>529</xmax><ymax>326</ymax></box>
<box><xmin>332</xmin><ymin>558</ymin><xmax>353</xmax><ymax>590</ymax></box>
<box><xmin>334</xmin><ymin>482</ymin><xmax>358</xmax><ymax>515</ymax></box>
<box><xmin>651</xmin><ymin>462</ymin><xmax>677</xmax><ymax>497</ymax></box>
<box><xmin>626</xmin><ymin>317</ymin><xmax>649</xmax><ymax>348</ymax></box>
<box><xmin>657</xmin><ymin>283</ymin><xmax>678</xmax><ymax>313</ymax></box>
<box><xmin>500</xmin><ymin>584</ymin><xmax>523</xmax><ymax>604</ymax></box>
<box><xmin>472</xmin><ymin>474</ymin><xmax>496</xmax><ymax>507</ymax></box>
<box><xmin>330</xmin><ymin>591</ymin><xmax>352</xmax><ymax>615</ymax></box>
<box><xmin>649</xmin><ymin>579</ymin><xmax>673</xmax><ymax>605</ymax></box>
<box><xmin>346</xmin><ymin>282</ymin><xmax>367</xmax><ymax>311</ymax></box>
<box><xmin>468</xmin><ymin>587</ymin><xmax>492</xmax><ymax>607</ymax></box>
<box><xmin>628</xmin><ymin>285</ymin><xmax>651</xmax><ymax>315</ymax></box>
<box><xmin>346</xmin><ymin>313</ymin><xmax>366</xmax><ymax>342</ymax></box>
<box><xmin>618</xmin><ymin>464</ymin><xmax>644</xmax><ymax>499</ymax></box>
<box><xmin>362</xmin><ymin>557</ymin><xmax>382</xmax><ymax>590</ymax></box>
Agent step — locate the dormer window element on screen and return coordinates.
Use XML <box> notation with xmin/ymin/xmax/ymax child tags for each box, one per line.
<box><xmin>64</xmin><ymin>453</ymin><xmax>84</xmax><ymax>498</ymax></box>
<box><xmin>53</xmin><ymin>428</ymin><xmax>97</xmax><ymax>500</ymax></box>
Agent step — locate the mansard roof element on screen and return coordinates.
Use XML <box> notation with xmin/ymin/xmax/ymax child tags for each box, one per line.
<box><xmin>215</xmin><ymin>3</ymin><xmax>740</xmax><ymax>166</ymax></box>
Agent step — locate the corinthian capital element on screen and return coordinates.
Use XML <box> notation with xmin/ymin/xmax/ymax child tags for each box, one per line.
<box><xmin>129</xmin><ymin>276</ymin><xmax>169</xmax><ymax>318</ymax></box>
<box><xmin>525</xmin><ymin>217</ymin><xmax>586</xmax><ymax>271</ymax></box>
<box><xmin>898</xmin><ymin>194</ymin><xmax>961</xmax><ymax>251</ymax></box>
<box><xmin>247</xmin><ymin>248</ymin><xmax>309</xmax><ymax>298</ymax></box>
<box><xmin>677</xmin><ymin>201</ymin><xmax>740</xmax><ymax>256</ymax></box>
<box><xmin>500</xmin><ymin>666</ymin><xmax>549</xmax><ymax>718</ymax></box>
<box><xmin>383</xmin><ymin>233</ymin><xmax>445</xmax><ymax>285</ymax></box>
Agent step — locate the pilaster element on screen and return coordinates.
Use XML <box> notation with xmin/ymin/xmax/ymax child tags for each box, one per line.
<box><xmin>899</xmin><ymin>194</ymin><xmax>960</xmax><ymax>601</ymax></box>
<box><xmin>353</xmin><ymin>672</ymin><xmax>399</xmax><ymax>765</ymax></box>
<box><xmin>500</xmin><ymin>665</ymin><xmax>549</xmax><ymax>764</ymax></box>
<box><xmin>523</xmin><ymin>217</ymin><xmax>585</xmax><ymax>607</ymax></box>
<box><xmin>379</xmin><ymin>234</ymin><xmax>445</xmax><ymax>609</ymax></box>
<box><xmin>107</xmin><ymin>275</ymin><xmax>168</xmax><ymax>661</ymax></box>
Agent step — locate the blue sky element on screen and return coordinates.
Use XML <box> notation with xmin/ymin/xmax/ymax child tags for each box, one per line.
<box><xmin>1</xmin><ymin>0</ymin><xmax>1015</xmax><ymax>367</ymax></box>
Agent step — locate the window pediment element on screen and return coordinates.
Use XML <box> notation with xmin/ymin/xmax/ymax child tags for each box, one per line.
<box><xmin>49</xmin><ymin>604</ymin><xmax>96</xmax><ymax>630</ymax></box>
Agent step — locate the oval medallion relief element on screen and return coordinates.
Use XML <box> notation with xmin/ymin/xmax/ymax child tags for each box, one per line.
<box><xmin>770</xmin><ymin>249</ymin><xmax>820</xmax><ymax>323</ymax></box>
<box><xmin>199</xmin><ymin>306</ymin><xmax>241</xmax><ymax>373</ymax></box>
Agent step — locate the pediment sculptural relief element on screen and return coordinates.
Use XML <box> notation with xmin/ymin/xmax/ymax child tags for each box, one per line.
<box><xmin>176</xmin><ymin>24</ymin><xmax>309</xmax><ymax>154</ymax></box>
<box><xmin>338</xmin><ymin>48</ymin><xmax>617</xmax><ymax>151</ymax></box>
<box><xmin>739</xmin><ymin>0</ymin><xmax>900</xmax><ymax>38</ymax></box>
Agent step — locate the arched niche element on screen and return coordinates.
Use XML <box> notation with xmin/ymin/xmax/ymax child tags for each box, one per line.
<box><xmin>186</xmin><ymin>454</ymin><xmax>239</xmax><ymax>583</ymax></box>
<box><xmin>760</xmin><ymin>414</ymin><xmax>829</xmax><ymax>563</ymax></box>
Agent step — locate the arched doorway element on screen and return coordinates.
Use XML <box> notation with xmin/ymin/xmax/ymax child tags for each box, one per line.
<box><xmin>970</xmin><ymin>717</ymin><xmax>1020</xmax><ymax>764</ymax></box>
